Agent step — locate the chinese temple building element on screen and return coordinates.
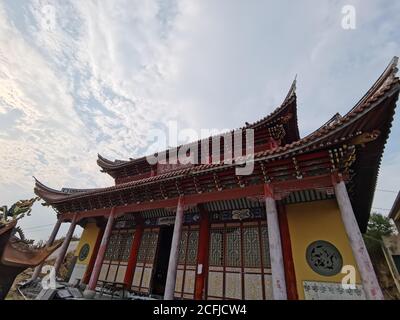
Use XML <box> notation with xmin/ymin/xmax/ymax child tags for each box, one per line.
<box><xmin>33</xmin><ymin>57</ymin><xmax>400</xmax><ymax>300</ymax></box>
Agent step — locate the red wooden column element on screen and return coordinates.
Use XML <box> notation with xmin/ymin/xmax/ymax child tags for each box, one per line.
<box><xmin>164</xmin><ymin>196</ymin><xmax>185</xmax><ymax>300</ymax></box>
<box><xmin>123</xmin><ymin>216</ymin><xmax>144</xmax><ymax>288</ymax></box>
<box><xmin>31</xmin><ymin>217</ymin><xmax>62</xmax><ymax>281</ymax></box>
<box><xmin>277</xmin><ymin>201</ymin><xmax>298</xmax><ymax>300</ymax></box>
<box><xmin>83</xmin><ymin>207</ymin><xmax>116</xmax><ymax>299</ymax></box>
<box><xmin>54</xmin><ymin>213</ymin><xmax>78</xmax><ymax>276</ymax></box>
<box><xmin>194</xmin><ymin>204</ymin><xmax>210</xmax><ymax>300</ymax></box>
<box><xmin>264</xmin><ymin>184</ymin><xmax>287</xmax><ymax>300</ymax></box>
<box><xmin>82</xmin><ymin>220</ymin><xmax>105</xmax><ymax>284</ymax></box>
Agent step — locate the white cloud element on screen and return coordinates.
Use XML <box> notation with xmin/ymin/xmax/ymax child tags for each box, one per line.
<box><xmin>0</xmin><ymin>0</ymin><xmax>399</xmax><ymax>240</ymax></box>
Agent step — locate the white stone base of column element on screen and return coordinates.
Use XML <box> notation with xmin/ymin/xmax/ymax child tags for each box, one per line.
<box><xmin>83</xmin><ymin>289</ymin><xmax>96</xmax><ymax>299</ymax></box>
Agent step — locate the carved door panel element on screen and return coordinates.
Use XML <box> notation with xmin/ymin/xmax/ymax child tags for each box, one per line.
<box><xmin>206</xmin><ymin>221</ymin><xmax>272</xmax><ymax>300</ymax></box>
<box><xmin>174</xmin><ymin>225</ymin><xmax>199</xmax><ymax>299</ymax></box>
<box><xmin>99</xmin><ymin>229</ymin><xmax>134</xmax><ymax>284</ymax></box>
<box><xmin>131</xmin><ymin>227</ymin><xmax>160</xmax><ymax>293</ymax></box>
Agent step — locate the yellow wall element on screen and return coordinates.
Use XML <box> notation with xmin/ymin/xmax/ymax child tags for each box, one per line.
<box><xmin>74</xmin><ymin>222</ymin><xmax>100</xmax><ymax>265</ymax></box>
<box><xmin>286</xmin><ymin>199</ymin><xmax>361</xmax><ymax>300</ymax></box>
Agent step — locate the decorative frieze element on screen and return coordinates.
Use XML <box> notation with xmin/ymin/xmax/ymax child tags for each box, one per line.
<box><xmin>303</xmin><ymin>281</ymin><xmax>366</xmax><ymax>300</ymax></box>
<box><xmin>210</xmin><ymin>207</ymin><xmax>265</xmax><ymax>222</ymax></box>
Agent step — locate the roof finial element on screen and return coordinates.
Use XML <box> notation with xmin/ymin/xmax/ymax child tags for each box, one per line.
<box><xmin>282</xmin><ymin>75</ymin><xmax>297</xmax><ymax>104</ymax></box>
<box><xmin>391</xmin><ymin>56</ymin><xmax>398</xmax><ymax>67</ymax></box>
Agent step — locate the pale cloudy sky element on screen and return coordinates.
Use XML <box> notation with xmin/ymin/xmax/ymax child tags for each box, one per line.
<box><xmin>0</xmin><ymin>0</ymin><xmax>399</xmax><ymax>241</ymax></box>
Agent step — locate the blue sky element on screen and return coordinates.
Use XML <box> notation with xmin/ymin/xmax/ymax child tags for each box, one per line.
<box><xmin>0</xmin><ymin>0</ymin><xmax>399</xmax><ymax>241</ymax></box>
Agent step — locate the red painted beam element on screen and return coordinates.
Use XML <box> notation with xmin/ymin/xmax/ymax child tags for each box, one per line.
<box><xmin>272</xmin><ymin>174</ymin><xmax>338</xmax><ymax>194</ymax></box>
<box><xmin>185</xmin><ymin>184</ymin><xmax>265</xmax><ymax>204</ymax></box>
<box><xmin>62</xmin><ymin>185</ymin><xmax>264</xmax><ymax>219</ymax></box>
<box><xmin>296</xmin><ymin>150</ymin><xmax>330</xmax><ymax>162</ymax></box>
<box><xmin>61</xmin><ymin>173</ymin><xmax>344</xmax><ymax>220</ymax></box>
<box><xmin>59</xmin><ymin>208</ymin><xmax>110</xmax><ymax>223</ymax></box>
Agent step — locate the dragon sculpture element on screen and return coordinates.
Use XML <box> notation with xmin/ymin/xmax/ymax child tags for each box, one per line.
<box><xmin>0</xmin><ymin>198</ymin><xmax>61</xmax><ymax>299</ymax></box>
<box><xmin>0</xmin><ymin>197</ymin><xmax>38</xmax><ymax>221</ymax></box>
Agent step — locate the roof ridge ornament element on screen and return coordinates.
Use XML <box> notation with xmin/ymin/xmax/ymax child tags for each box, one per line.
<box><xmin>326</xmin><ymin>113</ymin><xmax>343</xmax><ymax>127</ymax></box>
<box><xmin>282</xmin><ymin>75</ymin><xmax>297</xmax><ymax>105</ymax></box>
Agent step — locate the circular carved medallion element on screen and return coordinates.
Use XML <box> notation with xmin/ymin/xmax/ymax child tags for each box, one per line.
<box><xmin>78</xmin><ymin>243</ymin><xmax>90</xmax><ymax>261</ymax></box>
<box><xmin>306</xmin><ymin>240</ymin><xmax>343</xmax><ymax>276</ymax></box>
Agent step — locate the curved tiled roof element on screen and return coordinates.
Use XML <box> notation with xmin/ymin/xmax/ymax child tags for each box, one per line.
<box><xmin>35</xmin><ymin>57</ymin><xmax>400</xmax><ymax>229</ymax></box>
<box><xmin>97</xmin><ymin>78</ymin><xmax>300</xmax><ymax>173</ymax></box>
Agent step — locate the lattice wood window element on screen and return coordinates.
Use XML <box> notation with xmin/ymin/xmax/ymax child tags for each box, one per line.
<box><xmin>175</xmin><ymin>225</ymin><xmax>199</xmax><ymax>299</ymax></box>
<box><xmin>243</xmin><ymin>226</ymin><xmax>261</xmax><ymax>268</ymax></box>
<box><xmin>178</xmin><ymin>231</ymin><xmax>188</xmax><ymax>264</ymax></box>
<box><xmin>209</xmin><ymin>228</ymin><xmax>224</xmax><ymax>266</ymax></box>
<box><xmin>207</xmin><ymin>221</ymin><xmax>272</xmax><ymax>300</ymax></box>
<box><xmin>186</xmin><ymin>230</ymin><xmax>199</xmax><ymax>265</ymax></box>
<box><xmin>104</xmin><ymin>232</ymin><xmax>121</xmax><ymax>261</ymax></box>
<box><xmin>225</xmin><ymin>227</ymin><xmax>241</xmax><ymax>267</ymax></box>
<box><xmin>177</xmin><ymin>229</ymin><xmax>200</xmax><ymax>265</ymax></box>
<box><xmin>131</xmin><ymin>227</ymin><xmax>160</xmax><ymax>294</ymax></box>
<box><xmin>100</xmin><ymin>228</ymin><xmax>135</xmax><ymax>284</ymax></box>
<box><xmin>260</xmin><ymin>226</ymin><xmax>271</xmax><ymax>268</ymax></box>
<box><xmin>137</xmin><ymin>230</ymin><xmax>158</xmax><ymax>263</ymax></box>
<box><xmin>111</xmin><ymin>233</ymin><xmax>123</xmax><ymax>261</ymax></box>
<box><xmin>119</xmin><ymin>231</ymin><xmax>134</xmax><ymax>261</ymax></box>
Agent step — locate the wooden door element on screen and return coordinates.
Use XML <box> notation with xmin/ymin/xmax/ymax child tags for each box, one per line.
<box><xmin>131</xmin><ymin>227</ymin><xmax>160</xmax><ymax>293</ymax></box>
<box><xmin>174</xmin><ymin>225</ymin><xmax>199</xmax><ymax>299</ymax></box>
<box><xmin>98</xmin><ymin>229</ymin><xmax>135</xmax><ymax>284</ymax></box>
<box><xmin>206</xmin><ymin>221</ymin><xmax>272</xmax><ymax>300</ymax></box>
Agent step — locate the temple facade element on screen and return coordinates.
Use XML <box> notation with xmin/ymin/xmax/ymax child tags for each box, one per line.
<box><xmin>33</xmin><ymin>58</ymin><xmax>400</xmax><ymax>300</ymax></box>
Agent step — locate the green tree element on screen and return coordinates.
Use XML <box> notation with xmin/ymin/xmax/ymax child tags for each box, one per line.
<box><xmin>364</xmin><ymin>213</ymin><xmax>395</xmax><ymax>258</ymax></box>
<box><xmin>366</xmin><ymin>213</ymin><xmax>394</xmax><ymax>240</ymax></box>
